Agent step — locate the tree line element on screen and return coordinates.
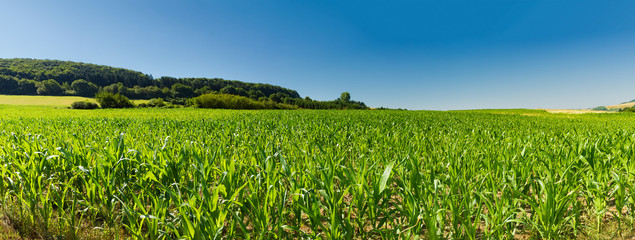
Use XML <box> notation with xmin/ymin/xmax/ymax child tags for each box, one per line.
<box><xmin>75</xmin><ymin>91</ymin><xmax>364</xmax><ymax>110</ymax></box>
<box><xmin>1</xmin><ymin>58</ymin><xmax>368</xmax><ymax>109</ymax></box>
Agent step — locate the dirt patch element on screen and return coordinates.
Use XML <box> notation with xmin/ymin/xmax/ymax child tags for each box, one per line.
<box><xmin>0</xmin><ymin>215</ymin><xmax>22</xmax><ymax>240</ymax></box>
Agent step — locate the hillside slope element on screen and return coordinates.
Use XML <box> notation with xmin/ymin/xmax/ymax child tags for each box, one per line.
<box><xmin>0</xmin><ymin>58</ymin><xmax>300</xmax><ymax>99</ymax></box>
<box><xmin>0</xmin><ymin>58</ymin><xmax>368</xmax><ymax>109</ymax></box>
<box><xmin>606</xmin><ymin>102</ymin><xmax>635</xmax><ymax>110</ymax></box>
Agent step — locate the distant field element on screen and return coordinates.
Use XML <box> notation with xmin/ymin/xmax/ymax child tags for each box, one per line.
<box><xmin>606</xmin><ymin>102</ymin><xmax>635</xmax><ymax>109</ymax></box>
<box><xmin>542</xmin><ymin>109</ymin><xmax>613</xmax><ymax>114</ymax></box>
<box><xmin>455</xmin><ymin>109</ymin><xmax>612</xmax><ymax>115</ymax></box>
<box><xmin>0</xmin><ymin>95</ymin><xmax>148</xmax><ymax>107</ymax></box>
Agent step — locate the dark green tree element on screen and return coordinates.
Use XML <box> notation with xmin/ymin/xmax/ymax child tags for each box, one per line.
<box><xmin>220</xmin><ymin>86</ymin><xmax>248</xmax><ymax>97</ymax></box>
<box><xmin>61</xmin><ymin>81</ymin><xmax>71</xmax><ymax>90</ymax></box>
<box><xmin>18</xmin><ymin>80</ymin><xmax>38</xmax><ymax>95</ymax></box>
<box><xmin>269</xmin><ymin>92</ymin><xmax>289</xmax><ymax>103</ymax></box>
<box><xmin>102</xmin><ymin>82</ymin><xmax>129</xmax><ymax>96</ymax></box>
<box><xmin>36</xmin><ymin>79</ymin><xmax>64</xmax><ymax>95</ymax></box>
<box><xmin>0</xmin><ymin>76</ymin><xmax>19</xmax><ymax>94</ymax></box>
<box><xmin>340</xmin><ymin>92</ymin><xmax>351</xmax><ymax>102</ymax></box>
<box><xmin>248</xmin><ymin>89</ymin><xmax>265</xmax><ymax>100</ymax></box>
<box><xmin>171</xmin><ymin>83</ymin><xmax>194</xmax><ymax>98</ymax></box>
<box><xmin>71</xmin><ymin>79</ymin><xmax>99</xmax><ymax>97</ymax></box>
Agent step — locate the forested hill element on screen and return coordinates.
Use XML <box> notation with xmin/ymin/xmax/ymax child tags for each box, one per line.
<box><xmin>0</xmin><ymin>58</ymin><xmax>368</xmax><ymax>109</ymax></box>
<box><xmin>0</xmin><ymin>58</ymin><xmax>300</xmax><ymax>99</ymax></box>
<box><xmin>0</xmin><ymin>58</ymin><xmax>152</xmax><ymax>88</ymax></box>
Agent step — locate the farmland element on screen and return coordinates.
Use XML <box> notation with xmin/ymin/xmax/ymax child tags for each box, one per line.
<box><xmin>1</xmin><ymin>106</ymin><xmax>635</xmax><ymax>239</ymax></box>
<box><xmin>0</xmin><ymin>95</ymin><xmax>149</xmax><ymax>107</ymax></box>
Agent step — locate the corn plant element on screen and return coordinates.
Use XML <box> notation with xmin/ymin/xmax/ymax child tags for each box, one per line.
<box><xmin>0</xmin><ymin>106</ymin><xmax>634</xmax><ymax>239</ymax></box>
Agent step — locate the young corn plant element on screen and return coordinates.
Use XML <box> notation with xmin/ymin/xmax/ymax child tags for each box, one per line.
<box><xmin>518</xmin><ymin>176</ymin><xmax>581</xmax><ymax>240</ymax></box>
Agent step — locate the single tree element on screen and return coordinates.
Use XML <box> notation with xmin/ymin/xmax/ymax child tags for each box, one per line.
<box><xmin>71</xmin><ymin>79</ymin><xmax>99</xmax><ymax>97</ymax></box>
<box><xmin>340</xmin><ymin>92</ymin><xmax>351</xmax><ymax>102</ymax></box>
<box><xmin>36</xmin><ymin>79</ymin><xmax>64</xmax><ymax>95</ymax></box>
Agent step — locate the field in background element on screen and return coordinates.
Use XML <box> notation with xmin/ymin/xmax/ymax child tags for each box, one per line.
<box><xmin>542</xmin><ymin>109</ymin><xmax>613</xmax><ymax>114</ymax></box>
<box><xmin>454</xmin><ymin>108</ymin><xmax>612</xmax><ymax>115</ymax></box>
<box><xmin>1</xmin><ymin>106</ymin><xmax>635</xmax><ymax>239</ymax></box>
<box><xmin>0</xmin><ymin>95</ymin><xmax>148</xmax><ymax>107</ymax></box>
<box><xmin>0</xmin><ymin>95</ymin><xmax>95</xmax><ymax>107</ymax></box>
<box><xmin>0</xmin><ymin>94</ymin><xmax>623</xmax><ymax>114</ymax></box>
<box><xmin>607</xmin><ymin>102</ymin><xmax>635</xmax><ymax>110</ymax></box>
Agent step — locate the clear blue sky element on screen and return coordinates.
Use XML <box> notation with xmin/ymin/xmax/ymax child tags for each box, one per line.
<box><xmin>2</xmin><ymin>1</ymin><xmax>635</xmax><ymax>110</ymax></box>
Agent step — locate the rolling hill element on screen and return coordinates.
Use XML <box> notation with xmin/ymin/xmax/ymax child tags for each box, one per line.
<box><xmin>606</xmin><ymin>101</ymin><xmax>635</xmax><ymax>110</ymax></box>
<box><xmin>0</xmin><ymin>58</ymin><xmax>368</xmax><ymax>109</ymax></box>
<box><xmin>0</xmin><ymin>58</ymin><xmax>300</xmax><ymax>99</ymax></box>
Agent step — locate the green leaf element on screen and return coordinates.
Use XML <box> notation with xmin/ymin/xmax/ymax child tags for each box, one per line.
<box><xmin>145</xmin><ymin>171</ymin><xmax>159</xmax><ymax>183</ymax></box>
<box><xmin>379</xmin><ymin>161</ymin><xmax>395</xmax><ymax>194</ymax></box>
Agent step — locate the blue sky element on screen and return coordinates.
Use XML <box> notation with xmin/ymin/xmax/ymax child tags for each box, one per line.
<box><xmin>2</xmin><ymin>1</ymin><xmax>635</xmax><ymax>110</ymax></box>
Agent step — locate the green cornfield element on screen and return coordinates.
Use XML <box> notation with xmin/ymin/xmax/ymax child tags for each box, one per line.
<box><xmin>2</xmin><ymin>106</ymin><xmax>635</xmax><ymax>239</ymax></box>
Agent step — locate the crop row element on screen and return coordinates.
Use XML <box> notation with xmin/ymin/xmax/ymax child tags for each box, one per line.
<box><xmin>0</xmin><ymin>108</ymin><xmax>634</xmax><ymax>239</ymax></box>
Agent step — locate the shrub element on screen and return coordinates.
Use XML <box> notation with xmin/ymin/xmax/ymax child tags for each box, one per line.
<box><xmin>70</xmin><ymin>101</ymin><xmax>99</xmax><ymax>109</ymax></box>
<box><xmin>147</xmin><ymin>98</ymin><xmax>166</xmax><ymax>108</ymax></box>
<box><xmin>192</xmin><ymin>93</ymin><xmax>297</xmax><ymax>109</ymax></box>
<box><xmin>95</xmin><ymin>91</ymin><xmax>135</xmax><ymax>109</ymax></box>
